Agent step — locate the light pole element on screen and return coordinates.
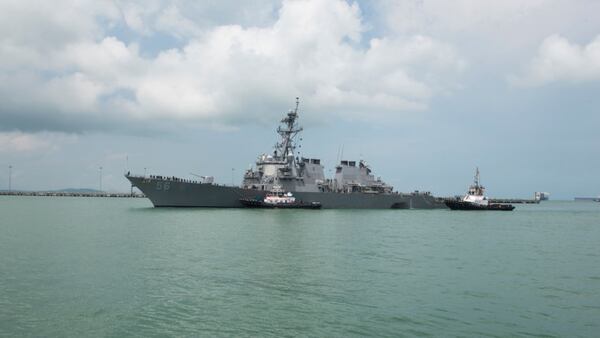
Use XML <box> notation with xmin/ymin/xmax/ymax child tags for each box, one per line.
<box><xmin>99</xmin><ymin>166</ymin><xmax>103</xmax><ymax>192</ymax></box>
<box><xmin>144</xmin><ymin>167</ymin><xmax>147</xmax><ymax>177</ymax></box>
<box><xmin>8</xmin><ymin>165</ymin><xmax>12</xmax><ymax>193</ymax></box>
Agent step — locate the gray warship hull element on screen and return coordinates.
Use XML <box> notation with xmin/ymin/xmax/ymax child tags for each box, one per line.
<box><xmin>127</xmin><ymin>175</ymin><xmax>446</xmax><ymax>209</ymax></box>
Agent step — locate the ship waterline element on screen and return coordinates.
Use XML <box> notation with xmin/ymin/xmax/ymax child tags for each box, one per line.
<box><xmin>126</xmin><ymin>98</ymin><xmax>446</xmax><ymax>209</ymax></box>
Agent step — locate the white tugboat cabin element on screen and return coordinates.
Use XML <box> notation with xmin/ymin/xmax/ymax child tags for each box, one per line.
<box><xmin>263</xmin><ymin>185</ymin><xmax>296</xmax><ymax>205</ymax></box>
<box><xmin>462</xmin><ymin>168</ymin><xmax>489</xmax><ymax>207</ymax></box>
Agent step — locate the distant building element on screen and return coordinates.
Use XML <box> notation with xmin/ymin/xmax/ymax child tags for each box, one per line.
<box><xmin>535</xmin><ymin>192</ymin><xmax>550</xmax><ymax>201</ymax></box>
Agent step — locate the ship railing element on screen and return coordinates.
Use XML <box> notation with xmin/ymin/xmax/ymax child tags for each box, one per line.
<box><xmin>130</xmin><ymin>173</ymin><xmax>210</xmax><ymax>185</ymax></box>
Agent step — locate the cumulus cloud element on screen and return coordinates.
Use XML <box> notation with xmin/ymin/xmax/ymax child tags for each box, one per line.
<box><xmin>0</xmin><ymin>0</ymin><xmax>465</xmax><ymax>134</ymax></box>
<box><xmin>510</xmin><ymin>34</ymin><xmax>600</xmax><ymax>86</ymax></box>
<box><xmin>374</xmin><ymin>0</ymin><xmax>600</xmax><ymax>70</ymax></box>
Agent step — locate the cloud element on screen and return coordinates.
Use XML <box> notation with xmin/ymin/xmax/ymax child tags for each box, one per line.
<box><xmin>0</xmin><ymin>0</ymin><xmax>465</xmax><ymax>134</ymax></box>
<box><xmin>377</xmin><ymin>0</ymin><xmax>548</xmax><ymax>35</ymax></box>
<box><xmin>373</xmin><ymin>0</ymin><xmax>600</xmax><ymax>73</ymax></box>
<box><xmin>510</xmin><ymin>34</ymin><xmax>600</xmax><ymax>86</ymax></box>
<box><xmin>0</xmin><ymin>1</ymin><xmax>120</xmax><ymax>69</ymax></box>
<box><xmin>155</xmin><ymin>4</ymin><xmax>202</xmax><ymax>39</ymax></box>
<box><xmin>0</xmin><ymin>131</ymin><xmax>76</xmax><ymax>153</ymax></box>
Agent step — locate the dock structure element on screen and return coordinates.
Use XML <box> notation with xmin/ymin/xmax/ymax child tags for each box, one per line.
<box><xmin>443</xmin><ymin>196</ymin><xmax>540</xmax><ymax>204</ymax></box>
<box><xmin>489</xmin><ymin>198</ymin><xmax>539</xmax><ymax>204</ymax></box>
<box><xmin>0</xmin><ymin>191</ymin><xmax>145</xmax><ymax>198</ymax></box>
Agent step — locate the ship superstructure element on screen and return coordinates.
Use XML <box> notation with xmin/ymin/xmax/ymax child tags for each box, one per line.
<box><xmin>242</xmin><ymin>98</ymin><xmax>315</xmax><ymax>192</ymax></box>
<box><xmin>126</xmin><ymin>98</ymin><xmax>446</xmax><ymax>209</ymax></box>
<box><xmin>241</xmin><ymin>98</ymin><xmax>394</xmax><ymax>195</ymax></box>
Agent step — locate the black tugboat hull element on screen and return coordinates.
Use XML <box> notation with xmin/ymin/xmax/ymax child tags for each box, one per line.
<box><xmin>239</xmin><ymin>198</ymin><xmax>322</xmax><ymax>209</ymax></box>
<box><xmin>487</xmin><ymin>204</ymin><xmax>515</xmax><ymax>211</ymax></box>
<box><xmin>445</xmin><ymin>200</ymin><xmax>515</xmax><ymax>211</ymax></box>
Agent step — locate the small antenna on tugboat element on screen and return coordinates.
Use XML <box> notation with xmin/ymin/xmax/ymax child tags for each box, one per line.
<box><xmin>295</xmin><ymin>97</ymin><xmax>300</xmax><ymax>114</ymax></box>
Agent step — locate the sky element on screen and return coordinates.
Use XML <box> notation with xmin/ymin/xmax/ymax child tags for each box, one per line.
<box><xmin>1</xmin><ymin>0</ymin><xmax>599</xmax><ymax>199</ymax></box>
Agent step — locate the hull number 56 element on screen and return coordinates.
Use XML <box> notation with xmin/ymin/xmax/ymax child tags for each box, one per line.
<box><xmin>156</xmin><ymin>181</ymin><xmax>170</xmax><ymax>191</ymax></box>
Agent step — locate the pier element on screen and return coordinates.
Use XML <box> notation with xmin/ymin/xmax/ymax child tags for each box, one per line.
<box><xmin>443</xmin><ymin>196</ymin><xmax>540</xmax><ymax>204</ymax></box>
<box><xmin>489</xmin><ymin>198</ymin><xmax>539</xmax><ymax>204</ymax></box>
<box><xmin>0</xmin><ymin>191</ymin><xmax>145</xmax><ymax>198</ymax></box>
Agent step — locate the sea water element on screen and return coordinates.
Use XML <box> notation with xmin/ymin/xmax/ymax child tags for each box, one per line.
<box><xmin>1</xmin><ymin>197</ymin><xmax>599</xmax><ymax>337</ymax></box>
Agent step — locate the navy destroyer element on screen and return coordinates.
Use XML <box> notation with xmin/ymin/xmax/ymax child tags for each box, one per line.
<box><xmin>125</xmin><ymin>98</ymin><xmax>446</xmax><ymax>209</ymax></box>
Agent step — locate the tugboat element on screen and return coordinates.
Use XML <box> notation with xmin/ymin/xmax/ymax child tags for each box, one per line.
<box><xmin>240</xmin><ymin>185</ymin><xmax>322</xmax><ymax>209</ymax></box>
<box><xmin>445</xmin><ymin>168</ymin><xmax>515</xmax><ymax>211</ymax></box>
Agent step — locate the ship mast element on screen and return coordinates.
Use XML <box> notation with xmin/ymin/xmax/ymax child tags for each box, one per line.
<box><xmin>275</xmin><ymin>97</ymin><xmax>303</xmax><ymax>162</ymax></box>
<box><xmin>468</xmin><ymin>167</ymin><xmax>484</xmax><ymax>196</ymax></box>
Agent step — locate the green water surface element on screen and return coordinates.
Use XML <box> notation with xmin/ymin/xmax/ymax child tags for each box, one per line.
<box><xmin>1</xmin><ymin>197</ymin><xmax>599</xmax><ymax>337</ymax></box>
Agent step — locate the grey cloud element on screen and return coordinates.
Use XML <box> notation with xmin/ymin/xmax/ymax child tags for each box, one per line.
<box><xmin>0</xmin><ymin>0</ymin><xmax>466</xmax><ymax>134</ymax></box>
<box><xmin>510</xmin><ymin>34</ymin><xmax>600</xmax><ymax>86</ymax></box>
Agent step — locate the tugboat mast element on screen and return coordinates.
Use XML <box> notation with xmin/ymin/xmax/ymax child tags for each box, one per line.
<box><xmin>469</xmin><ymin>167</ymin><xmax>484</xmax><ymax>196</ymax></box>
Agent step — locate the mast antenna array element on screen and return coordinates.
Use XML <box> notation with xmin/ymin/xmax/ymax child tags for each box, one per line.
<box><xmin>275</xmin><ymin>97</ymin><xmax>303</xmax><ymax>160</ymax></box>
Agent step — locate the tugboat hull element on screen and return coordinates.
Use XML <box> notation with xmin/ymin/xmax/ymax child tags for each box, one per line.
<box><xmin>239</xmin><ymin>198</ymin><xmax>322</xmax><ymax>209</ymax></box>
<box><xmin>445</xmin><ymin>200</ymin><xmax>515</xmax><ymax>211</ymax></box>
